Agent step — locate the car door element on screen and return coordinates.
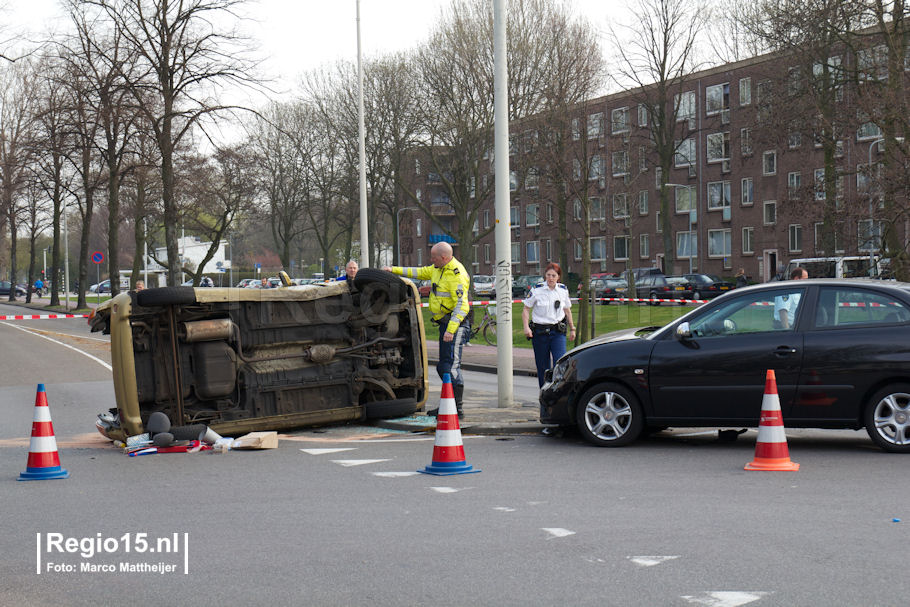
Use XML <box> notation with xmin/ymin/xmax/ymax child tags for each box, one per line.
<box><xmin>793</xmin><ymin>285</ymin><xmax>910</xmax><ymax>423</ymax></box>
<box><xmin>648</xmin><ymin>285</ymin><xmax>809</xmax><ymax>422</ymax></box>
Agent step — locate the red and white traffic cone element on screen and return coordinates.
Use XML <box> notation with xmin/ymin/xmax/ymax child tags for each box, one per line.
<box><xmin>745</xmin><ymin>370</ymin><xmax>799</xmax><ymax>472</ymax></box>
<box><xmin>19</xmin><ymin>384</ymin><xmax>69</xmax><ymax>481</ymax></box>
<box><xmin>419</xmin><ymin>374</ymin><xmax>480</xmax><ymax>476</ymax></box>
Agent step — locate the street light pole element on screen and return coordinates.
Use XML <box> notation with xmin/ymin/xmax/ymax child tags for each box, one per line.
<box><xmin>396</xmin><ymin>207</ymin><xmax>419</xmax><ymax>265</ymax></box>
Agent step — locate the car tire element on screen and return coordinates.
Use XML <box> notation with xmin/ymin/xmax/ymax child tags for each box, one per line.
<box><xmin>648</xmin><ymin>290</ymin><xmax>659</xmax><ymax>306</ymax></box>
<box><xmin>353</xmin><ymin>268</ymin><xmax>407</xmax><ymax>303</ymax></box>
<box><xmin>364</xmin><ymin>398</ymin><xmax>418</xmax><ymax>419</ymax></box>
<box><xmin>692</xmin><ymin>290</ymin><xmax>701</xmax><ymax>301</ymax></box>
<box><xmin>864</xmin><ymin>384</ymin><xmax>910</xmax><ymax>453</ymax></box>
<box><xmin>137</xmin><ymin>287</ymin><xmax>197</xmax><ymax>307</ymax></box>
<box><xmin>575</xmin><ymin>382</ymin><xmax>644</xmax><ymax>447</ymax></box>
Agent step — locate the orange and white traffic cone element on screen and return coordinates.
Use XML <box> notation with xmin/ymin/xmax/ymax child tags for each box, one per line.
<box><xmin>419</xmin><ymin>374</ymin><xmax>480</xmax><ymax>476</ymax></box>
<box><xmin>745</xmin><ymin>370</ymin><xmax>799</xmax><ymax>472</ymax></box>
<box><xmin>19</xmin><ymin>384</ymin><xmax>70</xmax><ymax>481</ymax></box>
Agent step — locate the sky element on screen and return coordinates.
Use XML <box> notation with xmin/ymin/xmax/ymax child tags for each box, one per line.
<box><xmin>4</xmin><ymin>0</ymin><xmax>621</xmax><ymax>98</ymax></box>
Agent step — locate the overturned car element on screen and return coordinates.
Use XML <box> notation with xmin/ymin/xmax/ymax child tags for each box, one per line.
<box><xmin>89</xmin><ymin>269</ymin><xmax>428</xmax><ymax>441</ymax></box>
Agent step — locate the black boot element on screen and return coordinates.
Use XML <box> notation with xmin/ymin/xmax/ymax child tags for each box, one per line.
<box><xmin>454</xmin><ymin>384</ymin><xmax>465</xmax><ymax>419</ymax></box>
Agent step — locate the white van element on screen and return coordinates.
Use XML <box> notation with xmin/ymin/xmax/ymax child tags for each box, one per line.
<box><xmin>785</xmin><ymin>256</ymin><xmax>890</xmax><ymax>280</ymax></box>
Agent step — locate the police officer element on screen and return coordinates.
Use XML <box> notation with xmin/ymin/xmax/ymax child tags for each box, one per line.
<box><xmin>383</xmin><ymin>242</ymin><xmax>471</xmax><ymax>417</ymax></box>
<box><xmin>522</xmin><ymin>262</ymin><xmax>576</xmax><ymax>389</ymax></box>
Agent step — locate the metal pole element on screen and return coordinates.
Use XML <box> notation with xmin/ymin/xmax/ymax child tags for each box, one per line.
<box><xmin>493</xmin><ymin>0</ymin><xmax>513</xmax><ymax>408</ymax></box>
<box><xmin>143</xmin><ymin>218</ymin><xmax>149</xmax><ymax>286</ymax></box>
<box><xmin>63</xmin><ymin>201</ymin><xmax>69</xmax><ymax>311</ymax></box>
<box><xmin>356</xmin><ymin>0</ymin><xmax>369</xmax><ymax>268</ymax></box>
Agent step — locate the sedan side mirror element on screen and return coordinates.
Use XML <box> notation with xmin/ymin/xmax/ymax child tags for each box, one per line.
<box><xmin>676</xmin><ymin>321</ymin><xmax>692</xmax><ymax>339</ymax></box>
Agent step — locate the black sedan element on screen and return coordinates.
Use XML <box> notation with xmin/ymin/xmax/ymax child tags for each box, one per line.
<box><xmin>512</xmin><ymin>275</ymin><xmax>543</xmax><ymax>299</ymax></box>
<box><xmin>684</xmin><ymin>273</ymin><xmax>735</xmax><ymax>300</ymax></box>
<box><xmin>593</xmin><ymin>278</ymin><xmax>629</xmax><ymax>303</ymax></box>
<box><xmin>540</xmin><ymin>279</ymin><xmax>910</xmax><ymax>452</ymax></box>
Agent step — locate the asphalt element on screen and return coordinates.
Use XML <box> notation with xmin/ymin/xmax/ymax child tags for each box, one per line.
<box><xmin>5</xmin><ymin>294</ymin><xmax>550</xmax><ymax>436</ymax></box>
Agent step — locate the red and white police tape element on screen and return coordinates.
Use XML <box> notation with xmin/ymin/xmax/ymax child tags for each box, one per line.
<box><xmin>0</xmin><ymin>313</ymin><xmax>88</xmax><ymax>320</ymax></box>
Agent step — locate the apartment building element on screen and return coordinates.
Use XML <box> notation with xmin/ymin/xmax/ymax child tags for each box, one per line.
<box><xmin>401</xmin><ymin>38</ymin><xmax>903</xmax><ymax>281</ymax></box>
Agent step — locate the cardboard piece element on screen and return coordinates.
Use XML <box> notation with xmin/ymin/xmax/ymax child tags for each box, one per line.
<box><xmin>231</xmin><ymin>431</ymin><xmax>278</xmax><ymax>450</ymax></box>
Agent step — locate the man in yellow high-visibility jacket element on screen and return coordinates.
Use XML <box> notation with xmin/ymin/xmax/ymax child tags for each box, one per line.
<box><xmin>384</xmin><ymin>241</ymin><xmax>471</xmax><ymax>417</ymax></box>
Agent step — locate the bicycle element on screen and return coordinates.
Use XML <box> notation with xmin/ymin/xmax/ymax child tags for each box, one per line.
<box><xmin>470</xmin><ymin>305</ymin><xmax>497</xmax><ymax>345</ymax></box>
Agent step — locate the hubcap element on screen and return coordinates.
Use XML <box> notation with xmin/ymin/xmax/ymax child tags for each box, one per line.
<box><xmin>873</xmin><ymin>392</ymin><xmax>910</xmax><ymax>445</ymax></box>
<box><xmin>584</xmin><ymin>391</ymin><xmax>631</xmax><ymax>441</ymax></box>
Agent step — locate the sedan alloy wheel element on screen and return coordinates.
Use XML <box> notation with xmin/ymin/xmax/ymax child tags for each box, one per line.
<box><xmin>866</xmin><ymin>384</ymin><xmax>910</xmax><ymax>453</ymax></box>
<box><xmin>576</xmin><ymin>383</ymin><xmax>643</xmax><ymax>447</ymax></box>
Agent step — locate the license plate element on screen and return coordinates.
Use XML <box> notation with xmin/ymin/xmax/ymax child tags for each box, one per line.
<box><xmin>675</xmin><ymin>286</ymin><xmax>685</xmax><ymax>290</ymax></box>
<box><xmin>720</xmin><ymin>286</ymin><xmax>729</xmax><ymax>290</ymax></box>
<box><xmin>617</xmin><ymin>287</ymin><xmax>626</xmax><ymax>292</ymax></box>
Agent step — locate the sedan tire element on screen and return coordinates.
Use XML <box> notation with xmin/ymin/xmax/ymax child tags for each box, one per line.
<box><xmin>864</xmin><ymin>384</ymin><xmax>910</xmax><ymax>453</ymax></box>
<box><xmin>575</xmin><ymin>382</ymin><xmax>644</xmax><ymax>447</ymax></box>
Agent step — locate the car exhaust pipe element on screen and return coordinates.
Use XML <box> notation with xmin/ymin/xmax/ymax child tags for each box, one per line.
<box><xmin>182</xmin><ymin>318</ymin><xmax>234</xmax><ymax>342</ymax></box>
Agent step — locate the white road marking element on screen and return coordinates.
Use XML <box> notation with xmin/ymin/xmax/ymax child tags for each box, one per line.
<box><xmin>429</xmin><ymin>486</ymin><xmax>463</xmax><ymax>493</ymax></box>
<box><xmin>628</xmin><ymin>555</ymin><xmax>680</xmax><ymax>567</ymax></box>
<box><xmin>493</xmin><ymin>506</ymin><xmax>516</xmax><ymax>512</ymax></box>
<box><xmin>331</xmin><ymin>459</ymin><xmax>390</xmax><ymax>467</ymax></box>
<box><xmin>675</xmin><ymin>430</ymin><xmax>724</xmax><ymax>437</ymax></box>
<box><xmin>372</xmin><ymin>471</ymin><xmax>420</xmax><ymax>478</ymax></box>
<box><xmin>300</xmin><ymin>448</ymin><xmax>357</xmax><ymax>455</ymax></box>
<box><xmin>352</xmin><ymin>437</ymin><xmax>436</xmax><ymax>443</ymax></box>
<box><xmin>541</xmin><ymin>528</ymin><xmax>576</xmax><ymax>539</ymax></box>
<box><xmin>681</xmin><ymin>591</ymin><xmax>770</xmax><ymax>606</ymax></box>
<box><xmin>1</xmin><ymin>321</ymin><xmax>112</xmax><ymax>370</ymax></box>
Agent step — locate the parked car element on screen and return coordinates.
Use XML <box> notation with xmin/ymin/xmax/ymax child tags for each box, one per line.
<box><xmin>666</xmin><ymin>276</ymin><xmax>695</xmax><ymax>300</ymax></box>
<box><xmin>623</xmin><ymin>273</ymin><xmax>688</xmax><ymax>304</ymax></box>
<box><xmin>593</xmin><ymin>278</ymin><xmax>629</xmax><ymax>303</ymax></box>
<box><xmin>0</xmin><ymin>281</ymin><xmax>27</xmax><ymax>298</ymax></box>
<box><xmin>512</xmin><ymin>275</ymin><xmax>543</xmax><ymax>299</ymax></box>
<box><xmin>540</xmin><ymin>279</ymin><xmax>910</xmax><ymax>452</ymax></box>
<box><xmin>473</xmin><ymin>274</ymin><xmax>495</xmax><ymax>298</ymax></box>
<box><xmin>683</xmin><ymin>273</ymin><xmax>736</xmax><ymax>300</ymax></box>
<box><xmin>181</xmin><ymin>277</ymin><xmax>214</xmax><ymax>287</ymax></box>
<box><xmin>577</xmin><ymin>273</ymin><xmax>620</xmax><ymax>297</ymax></box>
<box><xmin>89</xmin><ymin>269</ymin><xmax>429</xmax><ymax>440</ymax></box>
<box><xmin>89</xmin><ymin>279</ymin><xmax>112</xmax><ymax>294</ymax></box>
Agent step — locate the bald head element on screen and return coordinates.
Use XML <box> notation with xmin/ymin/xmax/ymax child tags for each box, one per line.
<box><xmin>429</xmin><ymin>242</ymin><xmax>453</xmax><ymax>268</ymax></box>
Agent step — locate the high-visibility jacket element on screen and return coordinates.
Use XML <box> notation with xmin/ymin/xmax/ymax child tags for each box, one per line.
<box><xmin>390</xmin><ymin>258</ymin><xmax>471</xmax><ymax>334</ymax></box>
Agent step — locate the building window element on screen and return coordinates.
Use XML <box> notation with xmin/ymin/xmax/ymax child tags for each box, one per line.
<box><xmin>614</xmin><ymin>236</ymin><xmax>630</xmax><ymax>260</ymax></box>
<box><xmin>706</xmin><ymin>132</ymin><xmax>730</xmax><ymax>163</ymax></box>
<box><xmin>708</xmin><ymin>228</ymin><xmax>732</xmax><ymax>258</ymax></box>
<box><xmin>675</xmin><ymin>138</ymin><xmax>696</xmax><ymax>167</ymax></box>
<box><xmin>547</xmin><ymin>203</ymin><xmax>554</xmax><ymax>223</ymax></box>
<box><xmin>611</xmin><ymin>107</ymin><xmax>630</xmax><ymax>134</ymax></box>
<box><xmin>762</xmin><ymin>150</ymin><xmax>777</xmax><ymax>175</ymax></box>
<box><xmin>472</xmin><ymin>244</ymin><xmax>479</xmax><ymax>268</ymax></box>
<box><xmin>739</xmin><ymin>77</ymin><xmax>752</xmax><ymax>105</ymax></box>
<box><xmin>524</xmin><ymin>167</ymin><xmax>539</xmax><ymax>190</ymax></box>
<box><xmin>416</xmin><ymin>218</ymin><xmax>422</xmax><ymax>237</ymax></box>
<box><xmin>814</xmin><ymin>168</ymin><xmax>825</xmax><ymax>201</ymax></box>
<box><xmin>788</xmin><ymin>130</ymin><xmax>802</xmax><ymax>149</ymax></box>
<box><xmin>789</xmin><ymin>224</ymin><xmax>803</xmax><ymax>252</ymax></box>
<box><xmin>639</xmin><ymin>233</ymin><xmax>649</xmax><ymax>258</ymax></box>
<box><xmin>571</xmin><ymin>117</ymin><xmax>580</xmax><ymax>141</ymax></box>
<box><xmin>741</xmin><ymin>177</ymin><xmax>753</xmax><ymax>206</ymax></box>
<box><xmin>707</xmin><ymin>181</ymin><xmax>731</xmax><ymax>210</ymax></box>
<box><xmin>788</xmin><ymin>172</ymin><xmax>801</xmax><ymax>199</ymax></box>
<box><xmin>573</xmin><ymin>199</ymin><xmax>582</xmax><ymax>221</ymax></box>
<box><xmin>544</xmin><ymin>238</ymin><xmax>551</xmax><ymax>261</ymax></box>
<box><xmin>587</xmin><ymin>112</ymin><xmax>604</xmax><ymax>138</ymax></box>
<box><xmin>509</xmin><ymin>171</ymin><xmax>518</xmax><ymax>191</ymax></box>
<box><xmin>656</xmin><ymin>209</ymin><xmax>662</xmax><ymax>233</ymax></box>
<box><xmin>574</xmin><ymin>240</ymin><xmax>582</xmax><ymax>261</ymax></box>
<box><xmin>416</xmin><ymin>188</ymin><xmax>422</xmax><ymax>202</ymax></box>
<box><xmin>763</xmin><ymin>200</ymin><xmax>777</xmax><ymax>225</ymax></box>
<box><xmin>484</xmin><ymin>243</ymin><xmax>491</xmax><ymax>264</ymax></box>
<box><xmin>742</xmin><ymin>226</ymin><xmax>754</xmax><ymax>254</ymax></box>
<box><xmin>675</xmin><ymin>186</ymin><xmax>695</xmax><ymax>213</ymax></box>
<box><xmin>638</xmin><ymin>190</ymin><xmax>648</xmax><ymax>215</ymax></box>
<box><xmin>655</xmin><ymin>166</ymin><xmax>662</xmax><ymax>188</ymax></box>
<box><xmin>741</xmin><ymin>128</ymin><xmax>753</xmax><ymax>156</ymax></box>
<box><xmin>676</xmin><ymin>231</ymin><xmax>696</xmax><ymax>258</ymax></box>
<box><xmin>856</xmin><ymin>118</ymin><xmax>881</xmax><ymax>141</ymax></box>
<box><xmin>705</xmin><ymin>82</ymin><xmax>730</xmax><ymax>114</ymax></box>
<box><xmin>612</xmin><ymin>193</ymin><xmax>629</xmax><ymax>219</ymax></box>
<box><xmin>675</xmin><ymin>91</ymin><xmax>696</xmax><ymax>121</ymax></box>
<box><xmin>526</xmin><ymin>203</ymin><xmax>540</xmax><ymax>227</ymax></box>
<box><xmin>815</xmin><ymin>222</ymin><xmax>845</xmax><ymax>255</ymax></box>
<box><xmin>526</xmin><ymin>241</ymin><xmax>540</xmax><ymax>264</ymax></box>
<box><xmin>859</xmin><ymin>219</ymin><xmax>884</xmax><ymax>251</ymax></box>
<box><xmin>573</xmin><ymin>158</ymin><xmax>581</xmax><ymax>181</ymax></box>
<box><xmin>511</xmin><ymin>242</ymin><xmax>520</xmax><ymax>265</ymax></box>
<box><xmin>589</xmin><ymin>154</ymin><xmax>604</xmax><ymax>180</ymax></box>
<box><xmin>416</xmin><ymin>248</ymin><xmax>423</xmax><ymax>265</ymax></box>
<box><xmin>483</xmin><ymin>209</ymin><xmax>490</xmax><ymax>229</ymax></box>
<box><xmin>591</xmin><ymin>197</ymin><xmax>605</xmax><ymax>221</ymax></box>
<box><xmin>591</xmin><ymin>237</ymin><xmax>606</xmax><ymax>261</ymax></box>
<box><xmin>510</xmin><ymin>205</ymin><xmax>519</xmax><ymax>226</ymax></box>
<box><xmin>638</xmin><ymin>103</ymin><xmax>648</xmax><ymax>127</ymax></box>
<box><xmin>639</xmin><ymin>145</ymin><xmax>648</xmax><ymax>172</ymax></box>
<box><xmin>612</xmin><ymin>150</ymin><xmax>629</xmax><ymax>176</ymax></box>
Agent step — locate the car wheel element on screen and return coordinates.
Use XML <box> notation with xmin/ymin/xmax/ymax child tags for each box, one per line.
<box><xmin>364</xmin><ymin>398</ymin><xmax>418</xmax><ymax>419</ymax></box>
<box><xmin>353</xmin><ymin>268</ymin><xmax>407</xmax><ymax>304</ymax></box>
<box><xmin>575</xmin><ymin>382</ymin><xmax>644</xmax><ymax>447</ymax></box>
<box><xmin>864</xmin><ymin>384</ymin><xmax>910</xmax><ymax>453</ymax></box>
<box><xmin>648</xmin><ymin>291</ymin><xmax>659</xmax><ymax>306</ymax></box>
<box><xmin>137</xmin><ymin>287</ymin><xmax>197</xmax><ymax>307</ymax></box>
<box><xmin>692</xmin><ymin>290</ymin><xmax>701</xmax><ymax>300</ymax></box>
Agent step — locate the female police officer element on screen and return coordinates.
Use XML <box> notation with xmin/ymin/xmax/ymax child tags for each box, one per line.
<box><xmin>522</xmin><ymin>262</ymin><xmax>576</xmax><ymax>389</ymax></box>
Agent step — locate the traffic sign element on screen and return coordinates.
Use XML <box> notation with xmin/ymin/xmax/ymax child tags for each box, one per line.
<box><xmin>92</xmin><ymin>251</ymin><xmax>104</xmax><ymax>264</ymax></box>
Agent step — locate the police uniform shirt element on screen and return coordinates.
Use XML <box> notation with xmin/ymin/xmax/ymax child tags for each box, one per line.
<box><xmin>524</xmin><ymin>282</ymin><xmax>571</xmax><ymax>325</ymax></box>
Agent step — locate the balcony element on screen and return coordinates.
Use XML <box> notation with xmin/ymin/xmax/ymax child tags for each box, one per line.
<box><xmin>428</xmin><ymin>234</ymin><xmax>457</xmax><ymax>244</ymax></box>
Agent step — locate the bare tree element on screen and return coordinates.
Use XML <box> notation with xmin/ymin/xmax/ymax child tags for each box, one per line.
<box><xmin>89</xmin><ymin>0</ymin><xmax>260</xmax><ymax>286</ymax></box>
<box><xmin>22</xmin><ymin>180</ymin><xmax>51</xmax><ymax>303</ymax></box>
<box><xmin>608</xmin><ymin>0</ymin><xmax>710</xmax><ymax>274</ymax></box>
<box><xmin>0</xmin><ymin>59</ymin><xmax>38</xmax><ymax>301</ymax></box>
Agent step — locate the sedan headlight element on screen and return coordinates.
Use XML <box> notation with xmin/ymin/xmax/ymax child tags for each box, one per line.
<box><xmin>550</xmin><ymin>356</ymin><xmax>574</xmax><ymax>386</ymax></box>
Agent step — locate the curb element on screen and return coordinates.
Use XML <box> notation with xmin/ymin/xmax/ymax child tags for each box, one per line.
<box><xmin>372</xmin><ymin>414</ymin><xmax>545</xmax><ymax>436</ymax></box>
<box><xmin>428</xmin><ymin>356</ymin><xmax>538</xmax><ymax>377</ymax></box>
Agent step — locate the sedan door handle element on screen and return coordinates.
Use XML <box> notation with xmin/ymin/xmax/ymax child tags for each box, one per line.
<box><xmin>774</xmin><ymin>346</ymin><xmax>797</xmax><ymax>355</ymax></box>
